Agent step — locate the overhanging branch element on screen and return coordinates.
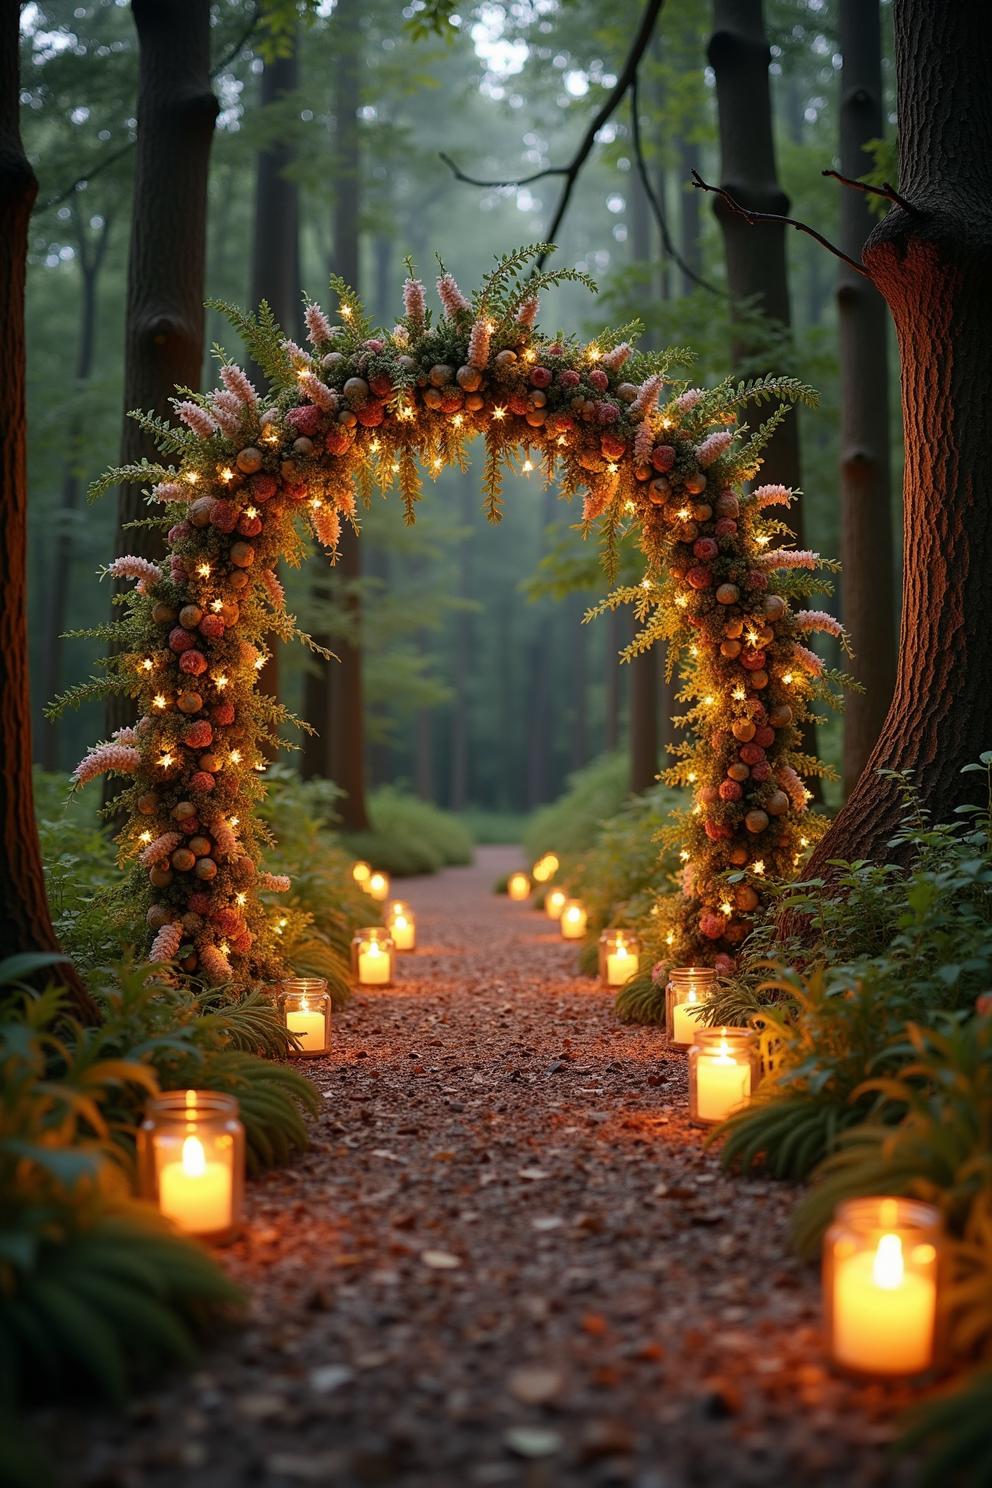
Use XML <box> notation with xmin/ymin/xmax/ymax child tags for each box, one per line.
<box><xmin>691</xmin><ymin>169</ymin><xmax>869</xmax><ymax>279</ymax></box>
<box><xmin>821</xmin><ymin>168</ymin><xmax>918</xmax><ymax>215</ymax></box>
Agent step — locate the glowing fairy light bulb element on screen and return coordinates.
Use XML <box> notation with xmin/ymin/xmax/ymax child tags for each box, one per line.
<box><xmin>219</xmin><ymin>940</ymin><xmax>230</xmax><ymax>955</ymax></box>
<box><xmin>398</xmin><ymin>404</ymin><xmax>414</xmax><ymax>421</ymax></box>
<box><xmin>215</xmin><ymin>674</ymin><xmax>228</xmax><ymax>689</ymax></box>
<box><xmin>720</xmin><ymin>901</ymin><xmax>732</xmax><ymax>916</ymax></box>
<box><xmin>432</xmin><ymin>457</ymin><xmax>442</xmax><ymax>471</ymax></box>
<box><xmin>558</xmin><ymin>435</ymin><xmax>569</xmax><ymax>447</ymax></box>
<box><xmin>390</xmin><ymin>461</ymin><xmax>400</xmax><ymax>473</ymax></box>
<box><xmin>197</xmin><ymin>562</ymin><xmax>211</xmax><ymax>579</ymax></box>
<box><xmin>153</xmin><ymin>694</ymin><xmax>167</xmax><ymax>710</ymax></box>
<box><xmin>185</xmin><ymin>470</ymin><xmax>199</xmax><ymax>485</ymax></box>
<box><xmin>687</xmin><ymin>771</ymin><xmax>697</xmax><ymax>783</ymax></box>
<box><xmin>229</xmin><ymin>816</ymin><xmax>239</xmax><ymax>827</ymax></box>
<box><xmin>733</xmin><ymin>685</ymin><xmax>747</xmax><ymax>701</ymax></box>
<box><xmin>586</xmin><ymin>343</ymin><xmax>600</xmax><ymax>361</ymax></box>
<box><xmin>219</xmin><ymin>467</ymin><xmax>234</xmax><ymax>483</ymax></box>
<box><xmin>310</xmin><ymin>496</ymin><xmax>323</xmax><ymax>510</ymax></box>
<box><xmin>158</xmin><ymin>752</ymin><xmax>173</xmax><ymax>769</ymax></box>
<box><xmin>370</xmin><ymin>439</ymin><xmax>381</xmax><ymax>453</ymax></box>
<box><xmin>139</xmin><ymin>830</ymin><xmax>153</xmax><ymax>844</ymax></box>
<box><xmin>253</xmin><ymin>655</ymin><xmax>265</xmax><ymax>670</ymax></box>
<box><xmin>244</xmin><ymin>506</ymin><xmax>258</xmax><ymax>519</ymax></box>
<box><xmin>703</xmin><ymin>694</ymin><xmax>715</xmax><ymax>707</ymax></box>
<box><xmin>675</xmin><ymin>594</ymin><xmax>688</xmax><ymax>609</ymax></box>
<box><xmin>262</xmin><ymin>426</ymin><xmax>281</xmax><ymax>444</ymax></box>
<box><xmin>236</xmin><ymin>892</ymin><xmax>247</xmax><ymax>906</ymax></box>
<box><xmin>782</xmin><ymin>672</ymin><xmax>794</xmax><ymax>685</ymax></box>
<box><xmin>229</xmin><ymin>749</ymin><xmax>242</xmax><ymax>764</ymax></box>
<box><xmin>484</xmin><ymin>319</ymin><xmax>495</xmax><ymax>333</ymax></box>
<box><xmin>606</xmin><ymin>462</ymin><xmax>618</xmax><ymax>476</ymax></box>
<box><xmin>800</xmin><ymin>836</ymin><xmax>810</xmax><ymax>848</ymax></box>
<box><xmin>753</xmin><ymin>860</ymin><xmax>765</xmax><ymax>876</ymax></box>
<box><xmin>492</xmin><ymin>406</ymin><xmax>506</xmax><ymax>421</ymax></box>
<box><xmin>640</xmin><ymin>577</ymin><xmax>651</xmax><ymax>590</ymax></box>
<box><xmin>453</xmin><ymin>413</ymin><xmax>464</xmax><ymax>428</ymax></box>
<box><xmin>211</xmin><ymin>597</ymin><xmax>223</xmax><ymax>613</ymax></box>
<box><xmin>666</xmin><ymin>930</ymin><xmax>675</xmax><ymax>946</ymax></box>
<box><xmin>689</xmin><ymin>645</ymin><xmax>699</xmax><ymax>657</ymax></box>
<box><xmin>141</xmin><ymin>657</ymin><xmax>154</xmax><ymax>672</ymax></box>
<box><xmin>677</xmin><ymin>507</ymin><xmax>691</xmax><ymax>520</ymax></box>
<box><xmin>522</xmin><ymin>347</ymin><xmax>536</xmax><ymax>363</ymax></box>
<box><xmin>679</xmin><ymin>849</ymin><xmax>690</xmax><ymax>862</ymax></box>
<box><xmin>746</xmin><ymin>629</ymin><xmax>760</xmax><ymax>646</ymax></box>
<box><xmin>692</xmin><ymin>804</ymin><xmax>702</xmax><ymax>816</ymax></box>
<box><xmin>522</xmin><ymin>459</ymin><xmax>534</xmax><ymax>474</ymax></box>
<box><xmin>340</xmin><ymin>304</ymin><xmax>352</xmax><ymax>319</ymax></box>
<box><xmin>660</xmin><ymin>417</ymin><xmax>673</xmax><ymax>429</ymax></box>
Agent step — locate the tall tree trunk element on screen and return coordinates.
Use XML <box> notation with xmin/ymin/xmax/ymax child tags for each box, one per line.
<box><xmin>808</xmin><ymin>0</ymin><xmax>992</xmax><ymax>868</ymax></box>
<box><xmin>40</xmin><ymin>206</ymin><xmax>111</xmax><ymax>771</ymax></box>
<box><xmin>302</xmin><ymin>0</ymin><xmax>370</xmax><ymax>831</ymax></box>
<box><xmin>0</xmin><ymin>10</ymin><xmax>96</xmax><ymax>1019</ymax></box>
<box><xmin>104</xmin><ymin>0</ymin><xmax>218</xmax><ymax>776</ymax></box>
<box><xmin>449</xmin><ymin>475</ymin><xmax>473</xmax><ymax>810</ymax></box>
<box><xmin>708</xmin><ymin>0</ymin><xmax>820</xmax><ymax>795</ymax></box>
<box><xmin>414</xmin><ymin>709</ymin><xmax>433</xmax><ymax>801</ymax></box>
<box><xmin>836</xmin><ymin>0</ymin><xmax>896</xmax><ymax>796</ymax></box>
<box><xmin>246</xmin><ymin>30</ymin><xmax>302</xmax><ymax>714</ymax></box>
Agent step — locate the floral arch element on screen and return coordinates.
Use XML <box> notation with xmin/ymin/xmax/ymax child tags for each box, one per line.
<box><xmin>69</xmin><ymin>246</ymin><xmax>844</xmax><ymax>989</ymax></box>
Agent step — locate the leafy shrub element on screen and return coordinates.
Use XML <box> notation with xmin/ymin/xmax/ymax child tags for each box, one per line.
<box><xmin>523</xmin><ymin>752</ymin><xmax>630</xmax><ymax>863</ymax></box>
<box><xmin>714</xmin><ymin>764</ymin><xmax>992</xmax><ymax>1179</ymax></box>
<box><xmin>345</xmin><ymin>784</ymin><xmax>474</xmax><ymax>876</ymax></box>
<box><xmin>0</xmin><ymin>965</ymin><xmax>243</xmax><ymax>1482</ymax></box>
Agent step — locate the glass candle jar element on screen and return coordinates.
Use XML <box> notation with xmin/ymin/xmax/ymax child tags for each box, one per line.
<box><xmin>387</xmin><ymin>900</ymin><xmax>416</xmax><ymax>951</ymax></box>
<box><xmin>138</xmin><ymin>1090</ymin><xmax>244</xmax><ymax>1242</ymax></box>
<box><xmin>559</xmin><ymin>899</ymin><xmax>588</xmax><ymax>940</ymax></box>
<box><xmin>351</xmin><ymin>927</ymin><xmax>395</xmax><ymax>986</ymax></box>
<box><xmin>352</xmin><ymin>859</ymin><xmax>372</xmax><ymax>888</ymax></box>
<box><xmin>545</xmin><ymin>886</ymin><xmax>567</xmax><ymax>921</ymax></box>
<box><xmin>507</xmin><ymin>871</ymin><xmax>531</xmax><ymax>901</ymax></box>
<box><xmin>598</xmin><ymin>929</ymin><xmax>641</xmax><ymax>988</ymax></box>
<box><xmin>823</xmin><ymin>1197</ymin><xmax>943</xmax><ymax>1377</ymax></box>
<box><xmin>532</xmin><ymin>853</ymin><xmax>558</xmax><ymax>884</ymax></box>
<box><xmin>688</xmin><ymin>1027</ymin><xmax>759</xmax><ymax>1126</ymax></box>
<box><xmin>280</xmin><ymin>976</ymin><xmax>331</xmax><ymax>1055</ymax></box>
<box><xmin>367</xmin><ymin>870</ymin><xmax>390</xmax><ymax>902</ymax></box>
<box><xmin>665</xmin><ymin>966</ymin><xmax>716</xmax><ymax>1046</ymax></box>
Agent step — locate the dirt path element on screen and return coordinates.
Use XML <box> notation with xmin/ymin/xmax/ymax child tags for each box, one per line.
<box><xmin>50</xmin><ymin>847</ymin><xmax>916</xmax><ymax>1488</ymax></box>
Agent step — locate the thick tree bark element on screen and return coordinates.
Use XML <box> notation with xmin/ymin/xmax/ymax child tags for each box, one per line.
<box><xmin>836</xmin><ymin>0</ymin><xmax>896</xmax><ymax>796</ymax></box>
<box><xmin>104</xmin><ymin>0</ymin><xmax>218</xmax><ymax>764</ymax></box>
<box><xmin>40</xmin><ymin>206</ymin><xmax>111</xmax><ymax>771</ymax></box>
<box><xmin>302</xmin><ymin>0</ymin><xmax>370</xmax><ymax>831</ymax></box>
<box><xmin>246</xmin><ymin>30</ymin><xmax>303</xmax><ymax>713</ymax></box>
<box><xmin>808</xmin><ymin>0</ymin><xmax>992</xmax><ymax>868</ymax></box>
<box><xmin>708</xmin><ymin>0</ymin><xmax>819</xmax><ymax>795</ymax></box>
<box><xmin>0</xmin><ymin>9</ymin><xmax>97</xmax><ymax>1018</ymax></box>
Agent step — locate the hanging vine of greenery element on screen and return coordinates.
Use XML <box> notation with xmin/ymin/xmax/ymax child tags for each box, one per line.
<box><xmin>53</xmin><ymin>245</ymin><xmax>844</xmax><ymax>988</ymax></box>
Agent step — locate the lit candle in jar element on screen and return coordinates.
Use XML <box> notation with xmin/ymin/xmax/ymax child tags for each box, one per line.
<box><xmin>352</xmin><ymin>860</ymin><xmax>372</xmax><ymax>888</ymax></box>
<box><xmin>532</xmin><ymin>852</ymin><xmax>558</xmax><ymax>883</ymax></box>
<box><xmin>666</xmin><ymin>967</ymin><xmax>716</xmax><ymax>1046</ymax></box>
<box><xmin>507</xmin><ymin>872</ymin><xmax>531</xmax><ymax>901</ymax></box>
<box><xmin>389</xmin><ymin>910</ymin><xmax>416</xmax><ymax>950</ymax></box>
<box><xmin>826</xmin><ymin>1199</ymin><xmax>941</xmax><ymax>1376</ymax></box>
<box><xmin>367</xmin><ymin>871</ymin><xmax>390</xmax><ymax>902</ymax></box>
<box><xmin>286</xmin><ymin>998</ymin><xmax>327</xmax><ymax>1052</ymax></box>
<box><xmin>606</xmin><ymin>939</ymin><xmax>638</xmax><ymax>986</ymax></box>
<box><xmin>560</xmin><ymin>899</ymin><xmax>587</xmax><ymax>940</ymax></box>
<box><xmin>139</xmin><ymin>1090</ymin><xmax>244</xmax><ymax>1242</ymax></box>
<box><xmin>159</xmin><ymin>1132</ymin><xmax>233</xmax><ymax>1235</ymax></box>
<box><xmin>689</xmin><ymin>1028</ymin><xmax>758</xmax><ymax>1126</ymax></box>
<box><xmin>545</xmin><ymin>887</ymin><xmax>567</xmax><ymax>920</ymax></box>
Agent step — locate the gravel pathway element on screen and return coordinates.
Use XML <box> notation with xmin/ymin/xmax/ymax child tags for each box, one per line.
<box><xmin>49</xmin><ymin>847</ymin><xmax>924</xmax><ymax>1488</ymax></box>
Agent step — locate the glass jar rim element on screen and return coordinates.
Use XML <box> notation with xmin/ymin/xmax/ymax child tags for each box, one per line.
<box><xmin>144</xmin><ymin>1089</ymin><xmax>240</xmax><ymax>1121</ymax></box>
<box><xmin>599</xmin><ymin>927</ymin><xmax>639</xmax><ymax>943</ymax></box>
<box><xmin>281</xmin><ymin>975</ymin><xmax>328</xmax><ymax>995</ymax></box>
<box><xmin>691</xmin><ymin>1025</ymin><xmax>757</xmax><ymax>1049</ymax></box>
<box><xmin>832</xmin><ymin>1195</ymin><xmax>943</xmax><ymax>1233</ymax></box>
<box><xmin>354</xmin><ymin>927</ymin><xmax>394</xmax><ymax>942</ymax></box>
<box><xmin>669</xmin><ymin>965</ymin><xmax>717</xmax><ymax>982</ymax></box>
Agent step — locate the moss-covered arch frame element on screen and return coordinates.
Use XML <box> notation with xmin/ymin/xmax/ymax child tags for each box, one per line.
<box><xmin>65</xmin><ymin>245</ymin><xmax>847</xmax><ymax>990</ymax></box>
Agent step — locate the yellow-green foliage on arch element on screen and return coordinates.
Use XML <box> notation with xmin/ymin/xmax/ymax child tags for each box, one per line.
<box><xmin>62</xmin><ymin>245</ymin><xmax>847</xmax><ymax>989</ymax></box>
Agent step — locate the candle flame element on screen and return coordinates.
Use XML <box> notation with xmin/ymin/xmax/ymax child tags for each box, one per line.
<box><xmin>873</xmin><ymin>1233</ymin><xmax>905</xmax><ymax>1290</ymax></box>
<box><xmin>182</xmin><ymin>1133</ymin><xmax>206</xmax><ymax>1177</ymax></box>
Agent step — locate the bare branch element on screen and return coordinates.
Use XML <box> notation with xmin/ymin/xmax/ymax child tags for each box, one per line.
<box><xmin>691</xmin><ymin>169</ymin><xmax>869</xmax><ymax>279</ymax></box>
<box><xmin>629</xmin><ymin>72</ymin><xmax>722</xmax><ymax>297</ymax></box>
<box><xmin>821</xmin><ymin>168</ymin><xmax>918</xmax><ymax>215</ymax></box>
<box><xmin>441</xmin><ymin>0</ymin><xmax>665</xmax><ymax>270</ymax></box>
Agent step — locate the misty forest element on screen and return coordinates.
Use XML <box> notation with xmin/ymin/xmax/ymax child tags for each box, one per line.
<box><xmin>3</xmin><ymin>1</ymin><xmax>992</xmax><ymax>1485</ymax></box>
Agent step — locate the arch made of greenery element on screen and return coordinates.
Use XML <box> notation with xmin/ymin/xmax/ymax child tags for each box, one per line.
<box><xmin>65</xmin><ymin>246</ymin><xmax>846</xmax><ymax>989</ymax></box>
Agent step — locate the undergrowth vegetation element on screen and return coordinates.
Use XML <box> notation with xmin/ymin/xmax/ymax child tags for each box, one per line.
<box><xmin>345</xmin><ymin>783</ymin><xmax>474</xmax><ymax>876</ymax></box>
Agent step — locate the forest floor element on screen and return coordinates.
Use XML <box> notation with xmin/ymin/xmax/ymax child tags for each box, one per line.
<box><xmin>46</xmin><ymin>846</ymin><xmax>927</xmax><ymax>1488</ymax></box>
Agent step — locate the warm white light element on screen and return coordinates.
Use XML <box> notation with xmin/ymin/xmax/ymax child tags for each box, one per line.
<box><xmin>370</xmin><ymin>439</ymin><xmax>381</xmax><ymax>453</ymax></box>
<box><xmin>675</xmin><ymin>594</ymin><xmax>688</xmax><ymax>609</ymax></box>
<box><xmin>215</xmin><ymin>674</ymin><xmax>228</xmax><ymax>689</ymax></box>
<box><xmin>492</xmin><ymin>406</ymin><xmax>507</xmax><ymax>421</ymax></box>
<box><xmin>522</xmin><ymin>458</ymin><xmax>533</xmax><ymax>473</ymax></box>
<box><xmin>753</xmin><ymin>860</ymin><xmax>765</xmax><ymax>876</ymax></box>
<box><xmin>141</xmin><ymin>657</ymin><xmax>154</xmax><ymax>672</ymax></box>
<box><xmin>219</xmin><ymin>467</ymin><xmax>234</xmax><ymax>483</ymax></box>
<box><xmin>230</xmin><ymin>749</ymin><xmax>242</xmax><ymax>764</ymax></box>
<box><xmin>197</xmin><ymin>563</ymin><xmax>211</xmax><ymax>578</ymax></box>
<box><xmin>153</xmin><ymin>694</ymin><xmax>167</xmax><ymax>709</ymax></box>
<box><xmin>211</xmin><ymin>597</ymin><xmax>224</xmax><ymax>613</ymax></box>
<box><xmin>158</xmin><ymin>753</ymin><xmax>173</xmax><ymax>769</ymax></box>
<box><xmin>139</xmin><ymin>830</ymin><xmax>153</xmax><ymax>844</ymax></box>
<box><xmin>236</xmin><ymin>892</ymin><xmax>247</xmax><ymax>906</ymax></box>
<box><xmin>244</xmin><ymin>505</ymin><xmax>258</xmax><ymax>519</ymax></box>
<box><xmin>453</xmin><ymin>414</ymin><xmax>464</xmax><ymax>428</ymax></box>
<box><xmin>182</xmin><ymin>1134</ymin><xmax>206</xmax><ymax>1178</ymax></box>
<box><xmin>340</xmin><ymin>304</ymin><xmax>352</xmax><ymax>319</ymax></box>
<box><xmin>873</xmin><ymin>1234</ymin><xmax>905</xmax><ymax>1289</ymax></box>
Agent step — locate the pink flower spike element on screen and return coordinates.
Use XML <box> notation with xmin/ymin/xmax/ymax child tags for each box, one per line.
<box><xmin>794</xmin><ymin>643</ymin><xmax>825</xmax><ymax>675</ymax></box>
<box><xmin>760</xmin><ymin>548</ymin><xmax>820</xmax><ymax>570</ymax></box>
<box><xmin>107</xmin><ymin>555</ymin><xmax>163</xmax><ymax>587</ymax></box>
<box><xmin>675</xmin><ymin>387</ymin><xmax>704</xmax><ymax>412</ymax></box>
<box><xmin>280</xmin><ymin>338</ymin><xmax>309</xmax><ymax>368</ymax></box>
<box><xmin>753</xmin><ymin>482</ymin><xmax>794</xmax><ymax>508</ymax></box>
<box><xmin>402</xmin><ymin>278</ymin><xmax>427</xmax><ymax>336</ymax></box>
<box><xmin>298</xmin><ymin>371</ymin><xmax>337</xmax><ymax>411</ymax></box>
<box><xmin>311</xmin><ymin>504</ymin><xmax>341</xmax><ymax>551</ymax></box>
<box><xmin>220</xmin><ymin>364</ymin><xmax>257</xmax><ymax>405</ymax></box>
<box><xmin>631</xmin><ymin>375</ymin><xmax>662</xmax><ymax>420</ymax></box>
<box><xmin>208</xmin><ymin>394</ymin><xmax>242</xmax><ymax>438</ymax></box>
<box><xmin>467</xmin><ymin>316</ymin><xmax>491</xmax><ymax>370</ymax></box>
<box><xmin>795</xmin><ymin>609</ymin><xmax>844</xmax><ymax>639</ymax></box>
<box><xmin>436</xmin><ymin>271</ymin><xmax>471</xmax><ymax>320</ymax></box>
<box><xmin>602</xmin><ymin>342</ymin><xmax>631</xmax><ymax>371</ymax></box>
<box><xmin>260</xmin><ymin>568</ymin><xmax>286</xmax><ymax>611</ymax></box>
<box><xmin>150</xmin><ymin>481</ymin><xmax>185</xmax><ymax>504</ymax></box>
<box><xmin>211</xmin><ymin>819</ymin><xmax>239</xmax><ymax>858</ymax></box>
<box><xmin>72</xmin><ymin>742</ymin><xmax>140</xmax><ymax>787</ymax></box>
<box><xmin>515</xmin><ymin>296</ymin><xmax>539</xmax><ymax>328</ymax></box>
<box><xmin>139</xmin><ymin>832</ymin><xmax>182</xmax><ymax>869</ymax></box>
<box><xmin>259</xmin><ymin>872</ymin><xmax>291</xmax><ymax>892</ymax></box>
<box><xmin>175</xmin><ymin>401</ymin><xmax>218</xmax><ymax>440</ymax></box>
<box><xmin>149</xmin><ymin>921</ymin><xmax>183</xmax><ymax>963</ymax></box>
<box><xmin>633</xmin><ymin>422</ymin><xmax>655</xmax><ymax>466</ymax></box>
<box><xmin>696</xmin><ymin>430</ymin><xmax>734</xmax><ymax>467</ymax></box>
<box><xmin>112</xmin><ymin>725</ymin><xmax>138</xmax><ymax>746</ymax></box>
<box><xmin>198</xmin><ymin>941</ymin><xmax>232</xmax><ymax>984</ymax></box>
<box><xmin>305</xmin><ymin>301</ymin><xmax>333</xmax><ymax>347</ymax></box>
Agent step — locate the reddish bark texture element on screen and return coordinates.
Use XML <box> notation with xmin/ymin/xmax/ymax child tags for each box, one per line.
<box><xmin>836</xmin><ymin>0</ymin><xmax>896</xmax><ymax>796</ymax></box>
<box><xmin>0</xmin><ymin>7</ymin><xmax>96</xmax><ymax>1017</ymax></box>
<box><xmin>810</xmin><ymin>0</ymin><xmax>992</xmax><ymax>868</ymax></box>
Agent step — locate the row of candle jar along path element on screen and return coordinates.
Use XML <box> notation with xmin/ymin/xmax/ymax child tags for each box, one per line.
<box><xmin>504</xmin><ymin>877</ymin><xmax>948</xmax><ymax>1382</ymax></box>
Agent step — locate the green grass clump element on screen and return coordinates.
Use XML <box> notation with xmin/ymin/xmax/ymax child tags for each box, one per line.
<box><xmin>345</xmin><ymin>784</ymin><xmax>474</xmax><ymax>876</ymax></box>
<box><xmin>522</xmin><ymin>751</ymin><xmax>630</xmax><ymax>862</ymax></box>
